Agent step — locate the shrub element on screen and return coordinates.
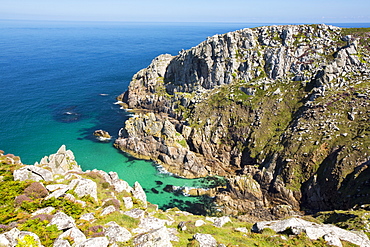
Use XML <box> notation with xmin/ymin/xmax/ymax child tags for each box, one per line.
<box><xmin>41</xmin><ymin>198</ymin><xmax>83</xmax><ymax>218</ymax></box>
<box><xmin>15</xmin><ymin>235</ymin><xmax>39</xmax><ymax>247</ymax></box>
<box><xmin>102</xmin><ymin>182</ymin><xmax>110</xmax><ymax>189</ymax></box>
<box><xmin>31</xmin><ymin>213</ymin><xmax>53</xmax><ymax>222</ymax></box>
<box><xmin>14</xmin><ymin>194</ymin><xmax>32</xmax><ymax>206</ymax></box>
<box><xmin>103</xmin><ymin>198</ymin><xmax>121</xmax><ymax>210</ymax></box>
<box><xmin>18</xmin><ymin>218</ymin><xmax>61</xmax><ymax>246</ymax></box>
<box><xmin>20</xmin><ymin>198</ymin><xmax>43</xmax><ymax>213</ymax></box>
<box><xmin>24</xmin><ymin>182</ymin><xmax>49</xmax><ymax>199</ymax></box>
<box><xmin>86</xmin><ymin>225</ymin><xmax>105</xmax><ymax>237</ymax></box>
<box><xmin>96</xmin><ymin>212</ymin><xmax>140</xmax><ymax>230</ymax></box>
<box><xmin>0</xmin><ymin>224</ymin><xmax>9</xmax><ymax>233</ymax></box>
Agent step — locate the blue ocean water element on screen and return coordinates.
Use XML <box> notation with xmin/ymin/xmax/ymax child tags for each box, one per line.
<box><xmin>0</xmin><ymin>20</ymin><xmax>369</xmax><ymax>211</ymax></box>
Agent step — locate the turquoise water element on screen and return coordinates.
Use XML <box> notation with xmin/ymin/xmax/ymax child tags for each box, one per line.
<box><xmin>0</xmin><ymin>20</ymin><xmax>369</xmax><ymax>212</ymax></box>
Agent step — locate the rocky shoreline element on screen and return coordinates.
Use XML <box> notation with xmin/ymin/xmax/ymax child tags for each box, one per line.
<box><xmin>1</xmin><ymin>147</ymin><xmax>370</xmax><ymax>246</ymax></box>
<box><xmin>115</xmin><ymin>24</ymin><xmax>370</xmax><ymax>219</ymax></box>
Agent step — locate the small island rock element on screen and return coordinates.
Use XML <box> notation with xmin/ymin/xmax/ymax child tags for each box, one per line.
<box><xmin>93</xmin><ymin>130</ymin><xmax>112</xmax><ymax>142</ymax></box>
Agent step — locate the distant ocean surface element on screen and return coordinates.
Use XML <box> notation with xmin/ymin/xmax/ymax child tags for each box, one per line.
<box><xmin>0</xmin><ymin>20</ymin><xmax>369</xmax><ymax>211</ymax></box>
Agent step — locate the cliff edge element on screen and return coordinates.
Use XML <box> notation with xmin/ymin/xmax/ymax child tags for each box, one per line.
<box><xmin>1</xmin><ymin>147</ymin><xmax>370</xmax><ymax>246</ymax></box>
<box><xmin>115</xmin><ymin>24</ymin><xmax>370</xmax><ymax>219</ymax></box>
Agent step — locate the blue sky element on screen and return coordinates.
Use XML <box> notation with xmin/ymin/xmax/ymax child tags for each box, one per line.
<box><xmin>1</xmin><ymin>0</ymin><xmax>369</xmax><ymax>23</ymax></box>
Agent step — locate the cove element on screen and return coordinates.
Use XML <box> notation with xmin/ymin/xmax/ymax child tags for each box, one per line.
<box><xmin>1</xmin><ymin>20</ymin><xmax>248</xmax><ymax>214</ymax></box>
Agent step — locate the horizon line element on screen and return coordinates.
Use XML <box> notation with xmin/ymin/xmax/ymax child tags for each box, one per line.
<box><xmin>1</xmin><ymin>18</ymin><xmax>370</xmax><ymax>25</ymax></box>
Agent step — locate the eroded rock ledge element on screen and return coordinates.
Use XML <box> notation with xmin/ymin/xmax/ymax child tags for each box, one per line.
<box><xmin>115</xmin><ymin>24</ymin><xmax>370</xmax><ymax>219</ymax></box>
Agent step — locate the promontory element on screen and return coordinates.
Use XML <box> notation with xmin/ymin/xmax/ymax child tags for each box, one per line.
<box><xmin>115</xmin><ymin>24</ymin><xmax>370</xmax><ymax>220</ymax></box>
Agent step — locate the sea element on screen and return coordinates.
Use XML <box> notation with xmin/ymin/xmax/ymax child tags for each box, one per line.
<box><xmin>0</xmin><ymin>20</ymin><xmax>368</xmax><ymax>213</ymax></box>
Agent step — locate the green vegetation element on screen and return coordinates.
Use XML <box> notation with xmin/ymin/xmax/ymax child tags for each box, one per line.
<box><xmin>341</xmin><ymin>27</ymin><xmax>370</xmax><ymax>50</ymax></box>
<box><xmin>315</xmin><ymin>209</ymin><xmax>370</xmax><ymax>239</ymax></box>
<box><xmin>95</xmin><ymin>211</ymin><xmax>140</xmax><ymax>230</ymax></box>
<box><xmin>15</xmin><ymin>235</ymin><xmax>39</xmax><ymax>247</ymax></box>
<box><xmin>18</xmin><ymin>219</ymin><xmax>61</xmax><ymax>246</ymax></box>
<box><xmin>160</xmin><ymin>208</ymin><xmax>344</xmax><ymax>247</ymax></box>
<box><xmin>2</xmin><ymin>25</ymin><xmax>370</xmax><ymax>247</ymax></box>
<box><xmin>1</xmin><ymin>151</ymin><xmax>370</xmax><ymax>246</ymax></box>
<box><xmin>176</xmin><ymin>138</ymin><xmax>188</xmax><ymax>148</ymax></box>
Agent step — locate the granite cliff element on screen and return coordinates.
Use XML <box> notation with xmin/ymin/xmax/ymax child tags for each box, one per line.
<box><xmin>2</xmin><ymin>147</ymin><xmax>370</xmax><ymax>246</ymax></box>
<box><xmin>115</xmin><ymin>24</ymin><xmax>370</xmax><ymax>219</ymax></box>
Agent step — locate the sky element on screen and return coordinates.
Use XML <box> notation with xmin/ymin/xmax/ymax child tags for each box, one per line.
<box><xmin>0</xmin><ymin>0</ymin><xmax>369</xmax><ymax>23</ymax></box>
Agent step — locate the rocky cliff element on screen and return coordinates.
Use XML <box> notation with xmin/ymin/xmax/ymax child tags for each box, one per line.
<box><xmin>2</xmin><ymin>147</ymin><xmax>370</xmax><ymax>247</ymax></box>
<box><xmin>115</xmin><ymin>24</ymin><xmax>370</xmax><ymax>219</ymax></box>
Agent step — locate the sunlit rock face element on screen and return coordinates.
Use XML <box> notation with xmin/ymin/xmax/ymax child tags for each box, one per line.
<box><xmin>116</xmin><ymin>24</ymin><xmax>370</xmax><ymax>218</ymax></box>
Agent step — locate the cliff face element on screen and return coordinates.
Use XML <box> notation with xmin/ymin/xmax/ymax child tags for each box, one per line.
<box><xmin>115</xmin><ymin>24</ymin><xmax>370</xmax><ymax>218</ymax></box>
<box><xmin>2</xmin><ymin>148</ymin><xmax>370</xmax><ymax>247</ymax></box>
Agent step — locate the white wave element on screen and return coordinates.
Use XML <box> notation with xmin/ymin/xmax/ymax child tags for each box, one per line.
<box><xmin>63</xmin><ymin>111</ymin><xmax>77</xmax><ymax>115</ymax></box>
<box><xmin>155</xmin><ymin>163</ymin><xmax>175</xmax><ymax>176</ymax></box>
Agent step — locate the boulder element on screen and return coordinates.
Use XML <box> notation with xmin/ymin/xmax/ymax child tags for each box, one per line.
<box><xmin>49</xmin><ymin>211</ymin><xmax>76</xmax><ymax>231</ymax></box>
<box><xmin>31</xmin><ymin>206</ymin><xmax>55</xmax><ymax>216</ymax></box>
<box><xmin>0</xmin><ymin>228</ymin><xmax>20</xmax><ymax>247</ymax></box>
<box><xmin>104</xmin><ymin>221</ymin><xmax>132</xmax><ymax>243</ymax></box>
<box><xmin>108</xmin><ymin>172</ymin><xmax>132</xmax><ymax>193</ymax></box>
<box><xmin>0</xmin><ymin>228</ymin><xmax>43</xmax><ymax>247</ymax></box>
<box><xmin>93</xmin><ymin>130</ymin><xmax>112</xmax><ymax>142</ymax></box>
<box><xmin>0</xmin><ymin>234</ymin><xmax>10</xmax><ymax>246</ymax></box>
<box><xmin>206</xmin><ymin>216</ymin><xmax>231</xmax><ymax>227</ymax></box>
<box><xmin>133</xmin><ymin>217</ymin><xmax>171</xmax><ymax>234</ymax></box>
<box><xmin>324</xmin><ymin>234</ymin><xmax>343</xmax><ymax>247</ymax></box>
<box><xmin>69</xmin><ymin>178</ymin><xmax>98</xmax><ymax>202</ymax></box>
<box><xmin>53</xmin><ymin>239</ymin><xmax>71</xmax><ymax>247</ymax></box>
<box><xmin>122</xmin><ymin>197</ymin><xmax>133</xmax><ymax>209</ymax></box>
<box><xmin>124</xmin><ymin>208</ymin><xmax>145</xmax><ymax>219</ymax></box>
<box><xmin>134</xmin><ymin>226</ymin><xmax>173</xmax><ymax>247</ymax></box>
<box><xmin>56</xmin><ymin>227</ymin><xmax>86</xmax><ymax>246</ymax></box>
<box><xmin>45</xmin><ymin>187</ymin><xmax>69</xmax><ymax>200</ymax></box>
<box><xmin>39</xmin><ymin>145</ymin><xmax>82</xmax><ymax>175</ymax></box>
<box><xmin>252</xmin><ymin>217</ymin><xmax>370</xmax><ymax>247</ymax></box>
<box><xmin>193</xmin><ymin>233</ymin><xmax>217</xmax><ymax>247</ymax></box>
<box><xmin>46</xmin><ymin>184</ymin><xmax>70</xmax><ymax>192</ymax></box>
<box><xmin>235</xmin><ymin>227</ymin><xmax>248</xmax><ymax>233</ymax></box>
<box><xmin>18</xmin><ymin>232</ymin><xmax>43</xmax><ymax>247</ymax></box>
<box><xmin>76</xmin><ymin>237</ymin><xmax>109</xmax><ymax>247</ymax></box>
<box><xmin>100</xmin><ymin>205</ymin><xmax>116</xmax><ymax>216</ymax></box>
<box><xmin>132</xmin><ymin>181</ymin><xmax>147</xmax><ymax>208</ymax></box>
<box><xmin>13</xmin><ymin>165</ymin><xmax>53</xmax><ymax>182</ymax></box>
<box><xmin>213</xmin><ymin>216</ymin><xmax>231</xmax><ymax>228</ymax></box>
<box><xmin>80</xmin><ymin>213</ymin><xmax>95</xmax><ymax>222</ymax></box>
<box><xmin>195</xmin><ymin>220</ymin><xmax>205</xmax><ymax>227</ymax></box>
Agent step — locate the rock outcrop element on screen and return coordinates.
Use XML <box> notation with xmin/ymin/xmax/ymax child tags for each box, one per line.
<box><xmin>253</xmin><ymin>217</ymin><xmax>370</xmax><ymax>247</ymax></box>
<box><xmin>93</xmin><ymin>129</ymin><xmax>112</xmax><ymax>142</ymax></box>
<box><xmin>1</xmin><ymin>148</ymin><xmax>370</xmax><ymax>246</ymax></box>
<box><xmin>115</xmin><ymin>24</ymin><xmax>370</xmax><ymax>218</ymax></box>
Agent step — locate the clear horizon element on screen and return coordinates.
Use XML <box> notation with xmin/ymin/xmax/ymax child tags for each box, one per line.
<box><xmin>1</xmin><ymin>0</ymin><xmax>370</xmax><ymax>23</ymax></box>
